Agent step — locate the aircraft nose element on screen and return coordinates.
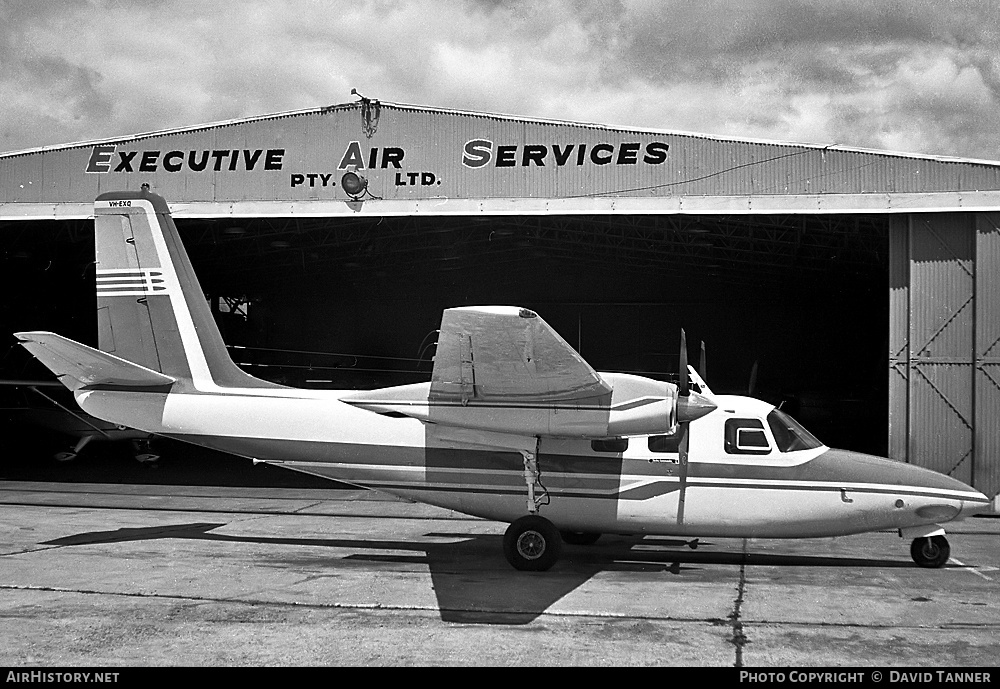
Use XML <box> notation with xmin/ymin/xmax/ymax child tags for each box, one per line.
<box><xmin>677</xmin><ymin>391</ymin><xmax>717</xmax><ymax>424</ymax></box>
<box><xmin>819</xmin><ymin>448</ymin><xmax>993</xmax><ymax>519</ymax></box>
<box><xmin>901</xmin><ymin>463</ymin><xmax>991</xmax><ymax>514</ymax></box>
<box><xmin>896</xmin><ymin>464</ymin><xmax>992</xmax><ymax>520</ymax></box>
<box><xmin>960</xmin><ymin>488</ymin><xmax>992</xmax><ymax>517</ymax></box>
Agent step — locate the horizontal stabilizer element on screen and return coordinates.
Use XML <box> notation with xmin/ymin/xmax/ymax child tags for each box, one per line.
<box><xmin>14</xmin><ymin>331</ymin><xmax>176</xmax><ymax>392</ymax></box>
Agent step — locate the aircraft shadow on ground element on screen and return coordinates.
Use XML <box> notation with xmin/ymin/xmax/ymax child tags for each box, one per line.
<box><xmin>42</xmin><ymin>523</ymin><xmax>917</xmax><ymax>625</ymax></box>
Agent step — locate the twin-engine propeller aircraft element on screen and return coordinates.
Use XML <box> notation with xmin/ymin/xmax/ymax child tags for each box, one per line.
<box><xmin>15</xmin><ymin>191</ymin><xmax>990</xmax><ymax>571</ymax></box>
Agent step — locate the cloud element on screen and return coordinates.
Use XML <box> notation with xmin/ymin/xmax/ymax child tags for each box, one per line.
<box><xmin>581</xmin><ymin>0</ymin><xmax>1000</xmax><ymax>155</ymax></box>
<box><xmin>1</xmin><ymin>0</ymin><xmax>998</xmax><ymax>159</ymax></box>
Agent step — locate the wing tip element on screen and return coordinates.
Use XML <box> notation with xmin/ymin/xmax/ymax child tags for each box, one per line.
<box><xmin>14</xmin><ymin>330</ymin><xmax>57</xmax><ymax>344</ymax></box>
<box><xmin>447</xmin><ymin>305</ymin><xmax>535</xmax><ymax>318</ymax></box>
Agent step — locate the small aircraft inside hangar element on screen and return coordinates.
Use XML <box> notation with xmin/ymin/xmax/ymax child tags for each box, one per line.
<box><xmin>0</xmin><ymin>98</ymin><xmax>998</xmax><ymax>512</ymax></box>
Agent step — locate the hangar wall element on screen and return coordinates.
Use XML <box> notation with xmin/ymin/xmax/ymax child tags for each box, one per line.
<box><xmin>4</xmin><ymin>100</ymin><xmax>1000</xmax><ymax>218</ymax></box>
<box><xmin>889</xmin><ymin>212</ymin><xmax>1000</xmax><ymax>499</ymax></box>
<box><xmin>3</xmin><ymin>100</ymin><xmax>1000</xmax><ymax>499</ymax></box>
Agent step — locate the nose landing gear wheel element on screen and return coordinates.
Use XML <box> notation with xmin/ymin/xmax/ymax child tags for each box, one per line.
<box><xmin>910</xmin><ymin>535</ymin><xmax>950</xmax><ymax>568</ymax></box>
<box><xmin>503</xmin><ymin>515</ymin><xmax>562</xmax><ymax>571</ymax></box>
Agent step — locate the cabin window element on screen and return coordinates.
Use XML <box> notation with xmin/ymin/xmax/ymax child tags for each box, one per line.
<box><xmin>648</xmin><ymin>434</ymin><xmax>681</xmax><ymax>453</ymax></box>
<box><xmin>724</xmin><ymin>418</ymin><xmax>771</xmax><ymax>455</ymax></box>
<box><xmin>592</xmin><ymin>437</ymin><xmax>629</xmax><ymax>453</ymax></box>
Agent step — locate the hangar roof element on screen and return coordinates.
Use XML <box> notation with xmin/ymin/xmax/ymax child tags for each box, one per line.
<box><xmin>3</xmin><ymin>100</ymin><xmax>1000</xmax><ymax>219</ymax></box>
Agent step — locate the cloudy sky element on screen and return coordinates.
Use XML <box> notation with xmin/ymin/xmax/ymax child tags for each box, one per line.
<box><xmin>2</xmin><ymin>0</ymin><xmax>999</xmax><ymax>159</ymax></box>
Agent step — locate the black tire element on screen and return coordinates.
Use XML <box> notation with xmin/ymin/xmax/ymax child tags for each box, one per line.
<box><xmin>560</xmin><ymin>531</ymin><xmax>601</xmax><ymax>546</ymax></box>
<box><xmin>910</xmin><ymin>535</ymin><xmax>950</xmax><ymax>568</ymax></box>
<box><xmin>503</xmin><ymin>515</ymin><xmax>562</xmax><ymax>571</ymax></box>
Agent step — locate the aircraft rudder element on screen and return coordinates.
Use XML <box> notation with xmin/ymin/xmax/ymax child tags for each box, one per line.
<box><xmin>94</xmin><ymin>190</ymin><xmax>280</xmax><ymax>390</ymax></box>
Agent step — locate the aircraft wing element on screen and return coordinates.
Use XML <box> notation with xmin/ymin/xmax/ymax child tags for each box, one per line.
<box><xmin>430</xmin><ymin>306</ymin><xmax>611</xmax><ymax>404</ymax></box>
<box><xmin>14</xmin><ymin>331</ymin><xmax>176</xmax><ymax>393</ymax></box>
<box><xmin>343</xmin><ymin>306</ymin><xmax>700</xmax><ymax>438</ymax></box>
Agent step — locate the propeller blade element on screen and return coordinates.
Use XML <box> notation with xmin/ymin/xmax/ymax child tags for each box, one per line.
<box><xmin>679</xmin><ymin>329</ymin><xmax>689</xmax><ymax>398</ymax></box>
<box><xmin>748</xmin><ymin>359</ymin><xmax>759</xmax><ymax>397</ymax></box>
<box><xmin>699</xmin><ymin>341</ymin><xmax>707</xmax><ymax>384</ymax></box>
<box><xmin>676</xmin><ymin>332</ymin><xmax>696</xmax><ymax>524</ymax></box>
<box><xmin>676</xmin><ymin>419</ymin><xmax>690</xmax><ymax>524</ymax></box>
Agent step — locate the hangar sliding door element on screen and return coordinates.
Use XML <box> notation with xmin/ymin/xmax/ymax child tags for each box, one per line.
<box><xmin>974</xmin><ymin>213</ymin><xmax>1000</xmax><ymax>499</ymax></box>
<box><xmin>889</xmin><ymin>212</ymin><xmax>1000</xmax><ymax>500</ymax></box>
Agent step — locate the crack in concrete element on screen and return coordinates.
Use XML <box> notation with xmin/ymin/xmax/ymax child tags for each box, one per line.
<box><xmin>0</xmin><ymin>545</ymin><xmax>62</xmax><ymax>557</ymax></box>
<box><xmin>728</xmin><ymin>539</ymin><xmax>749</xmax><ymax>667</ymax></box>
<box><xmin>0</xmin><ymin>582</ymin><xmax>730</xmax><ymax>622</ymax></box>
<box><xmin>3</xmin><ymin>582</ymin><xmax>999</xmax><ymax>632</ymax></box>
<box><xmin>0</xmin><ymin>500</ymin><xmax>480</xmax><ymax>520</ymax></box>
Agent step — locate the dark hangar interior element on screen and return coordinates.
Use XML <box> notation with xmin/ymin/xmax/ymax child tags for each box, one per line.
<box><xmin>1</xmin><ymin>209</ymin><xmax>889</xmax><ymax>476</ymax></box>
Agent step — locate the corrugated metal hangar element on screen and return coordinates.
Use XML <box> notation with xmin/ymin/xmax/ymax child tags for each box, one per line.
<box><xmin>2</xmin><ymin>99</ymin><xmax>999</xmax><ymax>503</ymax></box>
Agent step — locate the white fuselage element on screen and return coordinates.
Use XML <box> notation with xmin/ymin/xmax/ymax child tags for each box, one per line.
<box><xmin>75</xmin><ymin>387</ymin><xmax>990</xmax><ymax>539</ymax></box>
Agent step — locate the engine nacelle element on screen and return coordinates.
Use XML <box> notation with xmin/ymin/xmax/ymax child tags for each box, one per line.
<box><xmin>340</xmin><ymin>372</ymin><xmax>716</xmax><ymax>438</ymax></box>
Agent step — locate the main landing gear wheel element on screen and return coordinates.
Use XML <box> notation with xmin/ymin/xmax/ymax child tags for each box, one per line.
<box><xmin>910</xmin><ymin>535</ymin><xmax>950</xmax><ymax>568</ymax></box>
<box><xmin>560</xmin><ymin>531</ymin><xmax>601</xmax><ymax>546</ymax></box>
<box><xmin>503</xmin><ymin>515</ymin><xmax>562</xmax><ymax>571</ymax></box>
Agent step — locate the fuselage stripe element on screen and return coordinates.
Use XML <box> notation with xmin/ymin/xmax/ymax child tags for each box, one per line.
<box><xmin>267</xmin><ymin>460</ymin><xmax>987</xmax><ymax>503</ymax></box>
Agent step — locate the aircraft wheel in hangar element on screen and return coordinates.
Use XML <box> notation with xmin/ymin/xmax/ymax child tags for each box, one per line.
<box><xmin>910</xmin><ymin>535</ymin><xmax>950</xmax><ymax>568</ymax></box>
<box><xmin>503</xmin><ymin>515</ymin><xmax>562</xmax><ymax>571</ymax></box>
<box><xmin>560</xmin><ymin>531</ymin><xmax>601</xmax><ymax>546</ymax></box>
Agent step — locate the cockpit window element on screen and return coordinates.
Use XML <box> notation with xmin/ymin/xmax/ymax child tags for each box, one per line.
<box><xmin>766</xmin><ymin>409</ymin><xmax>822</xmax><ymax>452</ymax></box>
<box><xmin>724</xmin><ymin>418</ymin><xmax>771</xmax><ymax>455</ymax></box>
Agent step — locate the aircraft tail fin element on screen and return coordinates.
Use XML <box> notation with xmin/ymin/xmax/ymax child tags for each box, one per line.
<box><xmin>93</xmin><ymin>191</ymin><xmax>279</xmax><ymax>391</ymax></box>
<box><xmin>14</xmin><ymin>331</ymin><xmax>175</xmax><ymax>392</ymax></box>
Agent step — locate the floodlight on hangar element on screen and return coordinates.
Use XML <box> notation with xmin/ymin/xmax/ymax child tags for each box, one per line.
<box><xmin>341</xmin><ymin>166</ymin><xmax>369</xmax><ymax>200</ymax></box>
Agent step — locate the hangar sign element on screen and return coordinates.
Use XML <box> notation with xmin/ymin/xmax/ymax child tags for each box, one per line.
<box><xmin>0</xmin><ymin>102</ymin><xmax>761</xmax><ymax>211</ymax></box>
<box><xmin>462</xmin><ymin>139</ymin><xmax>669</xmax><ymax>168</ymax></box>
<box><xmin>85</xmin><ymin>145</ymin><xmax>286</xmax><ymax>173</ymax></box>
